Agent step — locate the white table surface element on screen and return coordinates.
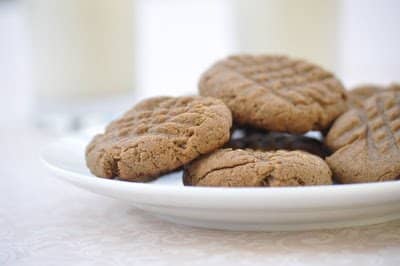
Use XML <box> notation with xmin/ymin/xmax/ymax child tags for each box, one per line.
<box><xmin>1</xmin><ymin>126</ymin><xmax>400</xmax><ymax>266</ymax></box>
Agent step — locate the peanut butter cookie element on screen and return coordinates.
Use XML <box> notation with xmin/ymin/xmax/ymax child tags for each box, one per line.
<box><xmin>183</xmin><ymin>148</ymin><xmax>332</xmax><ymax>187</ymax></box>
<box><xmin>326</xmin><ymin>91</ymin><xmax>400</xmax><ymax>183</ymax></box>
<box><xmin>348</xmin><ymin>83</ymin><xmax>400</xmax><ymax>108</ymax></box>
<box><xmin>86</xmin><ymin>96</ymin><xmax>232</xmax><ymax>182</ymax></box>
<box><xmin>199</xmin><ymin>54</ymin><xmax>347</xmax><ymax>133</ymax></box>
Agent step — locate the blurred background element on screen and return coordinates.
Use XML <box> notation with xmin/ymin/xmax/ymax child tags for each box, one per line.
<box><xmin>1</xmin><ymin>0</ymin><xmax>400</xmax><ymax>134</ymax></box>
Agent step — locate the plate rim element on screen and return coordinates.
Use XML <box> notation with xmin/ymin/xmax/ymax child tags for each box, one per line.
<box><xmin>40</xmin><ymin>137</ymin><xmax>400</xmax><ymax>210</ymax></box>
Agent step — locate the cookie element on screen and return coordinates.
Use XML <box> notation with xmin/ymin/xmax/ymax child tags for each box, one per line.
<box><xmin>325</xmin><ymin>91</ymin><xmax>400</xmax><ymax>183</ymax></box>
<box><xmin>348</xmin><ymin>83</ymin><xmax>400</xmax><ymax>108</ymax></box>
<box><xmin>199</xmin><ymin>54</ymin><xmax>347</xmax><ymax>133</ymax></box>
<box><xmin>226</xmin><ymin>130</ymin><xmax>331</xmax><ymax>158</ymax></box>
<box><xmin>86</xmin><ymin>96</ymin><xmax>232</xmax><ymax>182</ymax></box>
<box><xmin>183</xmin><ymin>148</ymin><xmax>332</xmax><ymax>187</ymax></box>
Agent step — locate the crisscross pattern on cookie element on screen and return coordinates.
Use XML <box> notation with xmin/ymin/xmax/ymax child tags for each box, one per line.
<box><xmin>328</xmin><ymin>92</ymin><xmax>400</xmax><ymax>155</ymax></box>
<box><xmin>183</xmin><ymin>149</ymin><xmax>332</xmax><ymax>187</ymax></box>
<box><xmin>199</xmin><ymin>55</ymin><xmax>347</xmax><ymax>133</ymax></box>
<box><xmin>326</xmin><ymin>91</ymin><xmax>400</xmax><ymax>183</ymax></box>
<box><xmin>105</xmin><ymin>97</ymin><xmax>221</xmax><ymax>141</ymax></box>
<box><xmin>86</xmin><ymin>96</ymin><xmax>232</xmax><ymax>181</ymax></box>
<box><xmin>220</xmin><ymin>55</ymin><xmax>343</xmax><ymax>106</ymax></box>
<box><xmin>348</xmin><ymin>83</ymin><xmax>400</xmax><ymax>108</ymax></box>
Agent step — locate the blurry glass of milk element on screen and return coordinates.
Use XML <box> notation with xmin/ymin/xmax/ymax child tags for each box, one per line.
<box><xmin>232</xmin><ymin>0</ymin><xmax>340</xmax><ymax>72</ymax></box>
<box><xmin>25</xmin><ymin>0</ymin><xmax>135</xmax><ymax>132</ymax></box>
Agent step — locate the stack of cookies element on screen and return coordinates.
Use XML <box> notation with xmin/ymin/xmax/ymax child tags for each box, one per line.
<box><xmin>85</xmin><ymin>55</ymin><xmax>400</xmax><ymax>187</ymax></box>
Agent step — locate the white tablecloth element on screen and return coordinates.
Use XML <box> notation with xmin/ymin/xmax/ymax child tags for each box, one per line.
<box><xmin>1</xmin><ymin>127</ymin><xmax>400</xmax><ymax>266</ymax></box>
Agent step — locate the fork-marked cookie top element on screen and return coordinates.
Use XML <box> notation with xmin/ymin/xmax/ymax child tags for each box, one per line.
<box><xmin>199</xmin><ymin>54</ymin><xmax>347</xmax><ymax>133</ymax></box>
<box><xmin>183</xmin><ymin>148</ymin><xmax>332</xmax><ymax>187</ymax></box>
<box><xmin>326</xmin><ymin>91</ymin><xmax>400</xmax><ymax>183</ymax></box>
<box><xmin>86</xmin><ymin>96</ymin><xmax>232</xmax><ymax>182</ymax></box>
<box><xmin>347</xmin><ymin>83</ymin><xmax>400</xmax><ymax>108</ymax></box>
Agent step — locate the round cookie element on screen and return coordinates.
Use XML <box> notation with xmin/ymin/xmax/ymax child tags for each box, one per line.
<box><xmin>183</xmin><ymin>148</ymin><xmax>332</xmax><ymax>187</ymax></box>
<box><xmin>86</xmin><ymin>96</ymin><xmax>232</xmax><ymax>182</ymax></box>
<box><xmin>326</xmin><ymin>91</ymin><xmax>400</xmax><ymax>183</ymax></box>
<box><xmin>199</xmin><ymin>54</ymin><xmax>348</xmax><ymax>133</ymax></box>
<box><xmin>226</xmin><ymin>129</ymin><xmax>331</xmax><ymax>158</ymax></box>
<box><xmin>348</xmin><ymin>83</ymin><xmax>400</xmax><ymax>108</ymax></box>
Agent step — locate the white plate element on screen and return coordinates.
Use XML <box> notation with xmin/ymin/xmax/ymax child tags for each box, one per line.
<box><xmin>41</xmin><ymin>136</ymin><xmax>400</xmax><ymax>231</ymax></box>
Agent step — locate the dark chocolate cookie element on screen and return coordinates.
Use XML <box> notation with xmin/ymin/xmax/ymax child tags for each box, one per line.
<box><xmin>227</xmin><ymin>130</ymin><xmax>331</xmax><ymax>158</ymax></box>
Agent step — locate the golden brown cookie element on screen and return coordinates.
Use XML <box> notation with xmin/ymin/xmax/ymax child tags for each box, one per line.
<box><xmin>226</xmin><ymin>130</ymin><xmax>331</xmax><ymax>158</ymax></box>
<box><xmin>325</xmin><ymin>91</ymin><xmax>400</xmax><ymax>183</ymax></box>
<box><xmin>86</xmin><ymin>96</ymin><xmax>232</xmax><ymax>182</ymax></box>
<box><xmin>199</xmin><ymin>54</ymin><xmax>347</xmax><ymax>133</ymax></box>
<box><xmin>183</xmin><ymin>149</ymin><xmax>332</xmax><ymax>187</ymax></box>
<box><xmin>348</xmin><ymin>83</ymin><xmax>400</xmax><ymax>108</ymax></box>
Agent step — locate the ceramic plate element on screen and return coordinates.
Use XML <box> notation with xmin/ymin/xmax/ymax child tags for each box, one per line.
<box><xmin>41</xmin><ymin>135</ymin><xmax>400</xmax><ymax>231</ymax></box>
